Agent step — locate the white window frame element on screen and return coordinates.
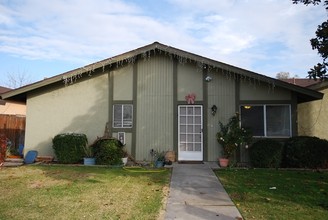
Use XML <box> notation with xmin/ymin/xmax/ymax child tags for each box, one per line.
<box><xmin>113</xmin><ymin>104</ymin><xmax>133</xmax><ymax>128</ymax></box>
<box><xmin>240</xmin><ymin>104</ymin><xmax>292</xmax><ymax>138</ymax></box>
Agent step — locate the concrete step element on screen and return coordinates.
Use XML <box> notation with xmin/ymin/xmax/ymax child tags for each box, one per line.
<box><xmin>3</xmin><ymin>157</ymin><xmax>24</xmax><ymax>167</ymax></box>
<box><xmin>5</xmin><ymin>158</ymin><xmax>24</xmax><ymax>163</ymax></box>
<box><xmin>3</xmin><ymin>161</ymin><xmax>24</xmax><ymax>167</ymax></box>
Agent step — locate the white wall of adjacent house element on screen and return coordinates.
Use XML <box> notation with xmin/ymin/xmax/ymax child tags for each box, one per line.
<box><xmin>24</xmin><ymin>73</ymin><xmax>109</xmax><ymax>157</ymax></box>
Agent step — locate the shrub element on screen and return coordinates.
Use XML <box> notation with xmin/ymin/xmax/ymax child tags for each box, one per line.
<box><xmin>93</xmin><ymin>138</ymin><xmax>124</xmax><ymax>165</ymax></box>
<box><xmin>249</xmin><ymin>139</ymin><xmax>283</xmax><ymax>168</ymax></box>
<box><xmin>283</xmin><ymin>136</ymin><xmax>328</xmax><ymax>169</ymax></box>
<box><xmin>52</xmin><ymin>133</ymin><xmax>88</xmax><ymax>164</ymax></box>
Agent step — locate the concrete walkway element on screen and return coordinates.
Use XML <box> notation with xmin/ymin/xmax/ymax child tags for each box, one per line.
<box><xmin>165</xmin><ymin>163</ymin><xmax>242</xmax><ymax>220</ymax></box>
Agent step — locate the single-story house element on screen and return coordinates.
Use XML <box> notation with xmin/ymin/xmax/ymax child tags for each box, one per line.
<box><xmin>282</xmin><ymin>78</ymin><xmax>328</xmax><ymax>140</ymax></box>
<box><xmin>0</xmin><ymin>86</ymin><xmax>26</xmax><ymax>115</ymax></box>
<box><xmin>1</xmin><ymin>42</ymin><xmax>323</xmax><ymax>162</ymax></box>
<box><xmin>0</xmin><ymin>85</ymin><xmax>26</xmax><ymax>148</ymax></box>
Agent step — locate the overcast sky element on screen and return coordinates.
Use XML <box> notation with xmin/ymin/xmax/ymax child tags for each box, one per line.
<box><xmin>0</xmin><ymin>0</ymin><xmax>326</xmax><ymax>87</ymax></box>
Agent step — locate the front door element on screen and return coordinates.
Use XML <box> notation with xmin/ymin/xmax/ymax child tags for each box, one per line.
<box><xmin>178</xmin><ymin>105</ymin><xmax>203</xmax><ymax>161</ymax></box>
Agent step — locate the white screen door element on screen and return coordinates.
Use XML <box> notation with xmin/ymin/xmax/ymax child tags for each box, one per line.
<box><xmin>178</xmin><ymin>105</ymin><xmax>203</xmax><ymax>161</ymax></box>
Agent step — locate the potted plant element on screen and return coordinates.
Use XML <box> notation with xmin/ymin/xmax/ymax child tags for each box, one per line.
<box><xmin>150</xmin><ymin>149</ymin><xmax>165</xmax><ymax>168</ymax></box>
<box><xmin>82</xmin><ymin>144</ymin><xmax>96</xmax><ymax>166</ymax></box>
<box><xmin>216</xmin><ymin>113</ymin><xmax>252</xmax><ymax>167</ymax></box>
<box><xmin>155</xmin><ymin>151</ymin><xmax>165</xmax><ymax>168</ymax></box>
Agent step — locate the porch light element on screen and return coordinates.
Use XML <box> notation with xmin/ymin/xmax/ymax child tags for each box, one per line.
<box><xmin>211</xmin><ymin>105</ymin><xmax>217</xmax><ymax>116</ymax></box>
<box><xmin>205</xmin><ymin>76</ymin><xmax>212</xmax><ymax>82</ymax></box>
<box><xmin>244</xmin><ymin>106</ymin><xmax>252</xmax><ymax>109</ymax></box>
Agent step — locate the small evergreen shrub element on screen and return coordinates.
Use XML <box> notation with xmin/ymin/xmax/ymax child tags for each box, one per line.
<box><xmin>249</xmin><ymin>139</ymin><xmax>283</xmax><ymax>168</ymax></box>
<box><xmin>52</xmin><ymin>133</ymin><xmax>88</xmax><ymax>164</ymax></box>
<box><xmin>93</xmin><ymin>138</ymin><xmax>124</xmax><ymax>165</ymax></box>
<box><xmin>283</xmin><ymin>136</ymin><xmax>328</xmax><ymax>169</ymax></box>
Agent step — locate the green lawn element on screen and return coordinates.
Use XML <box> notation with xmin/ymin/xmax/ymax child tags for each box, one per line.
<box><xmin>215</xmin><ymin>169</ymin><xmax>328</xmax><ymax>220</ymax></box>
<box><xmin>0</xmin><ymin>165</ymin><xmax>170</xmax><ymax>220</ymax></box>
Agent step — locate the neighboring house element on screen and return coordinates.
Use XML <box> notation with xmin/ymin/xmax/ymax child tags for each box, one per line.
<box><xmin>0</xmin><ymin>86</ymin><xmax>26</xmax><ymax>148</ymax></box>
<box><xmin>282</xmin><ymin>78</ymin><xmax>328</xmax><ymax>140</ymax></box>
<box><xmin>1</xmin><ymin>42</ymin><xmax>323</xmax><ymax>162</ymax></box>
<box><xmin>0</xmin><ymin>86</ymin><xmax>26</xmax><ymax>115</ymax></box>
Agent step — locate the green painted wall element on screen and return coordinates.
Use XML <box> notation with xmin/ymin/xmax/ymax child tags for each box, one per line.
<box><xmin>177</xmin><ymin>63</ymin><xmax>203</xmax><ymax>101</ymax></box>
<box><xmin>206</xmin><ymin>70</ymin><xmax>236</xmax><ymax>161</ymax></box>
<box><xmin>240</xmin><ymin>81</ymin><xmax>291</xmax><ymax>100</ymax></box>
<box><xmin>135</xmin><ymin>56</ymin><xmax>174</xmax><ymax>160</ymax></box>
<box><xmin>113</xmin><ymin>65</ymin><xmax>133</xmax><ymax>100</ymax></box>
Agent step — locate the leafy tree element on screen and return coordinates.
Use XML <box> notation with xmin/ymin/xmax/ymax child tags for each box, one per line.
<box><xmin>292</xmin><ymin>0</ymin><xmax>328</xmax><ymax>80</ymax></box>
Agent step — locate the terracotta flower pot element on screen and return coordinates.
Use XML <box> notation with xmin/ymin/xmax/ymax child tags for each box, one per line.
<box><xmin>218</xmin><ymin>158</ymin><xmax>229</xmax><ymax>167</ymax></box>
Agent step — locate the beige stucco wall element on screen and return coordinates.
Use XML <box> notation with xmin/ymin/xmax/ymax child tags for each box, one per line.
<box><xmin>298</xmin><ymin>88</ymin><xmax>328</xmax><ymax>140</ymax></box>
<box><xmin>0</xmin><ymin>101</ymin><xmax>26</xmax><ymax>115</ymax></box>
<box><xmin>240</xmin><ymin>81</ymin><xmax>291</xmax><ymax>100</ymax></box>
<box><xmin>177</xmin><ymin>63</ymin><xmax>203</xmax><ymax>101</ymax></box>
<box><xmin>25</xmin><ymin>73</ymin><xmax>109</xmax><ymax>156</ymax></box>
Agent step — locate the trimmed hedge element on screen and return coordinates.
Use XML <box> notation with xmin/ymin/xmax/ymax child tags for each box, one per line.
<box><xmin>249</xmin><ymin>139</ymin><xmax>283</xmax><ymax>168</ymax></box>
<box><xmin>52</xmin><ymin>133</ymin><xmax>87</xmax><ymax>164</ymax></box>
<box><xmin>93</xmin><ymin>138</ymin><xmax>124</xmax><ymax>165</ymax></box>
<box><xmin>283</xmin><ymin>136</ymin><xmax>328</xmax><ymax>169</ymax></box>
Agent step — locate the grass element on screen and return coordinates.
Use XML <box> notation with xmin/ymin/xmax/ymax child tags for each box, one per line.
<box><xmin>0</xmin><ymin>165</ymin><xmax>170</xmax><ymax>220</ymax></box>
<box><xmin>215</xmin><ymin>169</ymin><xmax>328</xmax><ymax>220</ymax></box>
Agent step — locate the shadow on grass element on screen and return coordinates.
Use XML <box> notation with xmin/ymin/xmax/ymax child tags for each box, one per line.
<box><xmin>32</xmin><ymin>164</ymin><xmax>170</xmax><ymax>186</ymax></box>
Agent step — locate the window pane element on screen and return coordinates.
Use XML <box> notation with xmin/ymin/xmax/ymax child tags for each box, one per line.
<box><xmin>180</xmin><ymin>116</ymin><xmax>186</xmax><ymax>124</ymax></box>
<box><xmin>123</xmin><ymin>105</ymin><xmax>132</xmax><ymax>120</ymax></box>
<box><xmin>187</xmin><ymin>134</ymin><xmax>193</xmax><ymax>142</ymax></box>
<box><xmin>194</xmin><ymin>125</ymin><xmax>201</xmax><ymax>133</ymax></box>
<box><xmin>180</xmin><ymin>143</ymin><xmax>186</xmax><ymax>151</ymax></box>
<box><xmin>195</xmin><ymin>116</ymin><xmax>201</xmax><ymax>124</ymax></box>
<box><xmin>123</xmin><ymin>105</ymin><xmax>133</xmax><ymax>128</ymax></box>
<box><xmin>113</xmin><ymin>105</ymin><xmax>122</xmax><ymax>120</ymax></box>
<box><xmin>186</xmin><ymin>143</ymin><xmax>193</xmax><ymax>151</ymax></box>
<box><xmin>241</xmin><ymin>105</ymin><xmax>264</xmax><ymax>136</ymax></box>
<box><xmin>113</xmin><ymin>104</ymin><xmax>133</xmax><ymax>128</ymax></box>
<box><xmin>195</xmin><ymin>143</ymin><xmax>201</xmax><ymax>151</ymax></box>
<box><xmin>194</xmin><ymin>134</ymin><xmax>201</xmax><ymax>142</ymax></box>
<box><xmin>187</xmin><ymin>116</ymin><xmax>193</xmax><ymax>124</ymax></box>
<box><xmin>180</xmin><ymin>107</ymin><xmax>186</xmax><ymax>115</ymax></box>
<box><xmin>194</xmin><ymin>107</ymin><xmax>201</xmax><ymax>115</ymax></box>
<box><xmin>113</xmin><ymin>105</ymin><xmax>122</xmax><ymax>128</ymax></box>
<box><xmin>266</xmin><ymin>105</ymin><xmax>290</xmax><ymax>136</ymax></box>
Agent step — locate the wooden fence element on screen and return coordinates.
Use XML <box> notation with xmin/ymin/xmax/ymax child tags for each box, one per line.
<box><xmin>0</xmin><ymin>114</ymin><xmax>26</xmax><ymax>149</ymax></box>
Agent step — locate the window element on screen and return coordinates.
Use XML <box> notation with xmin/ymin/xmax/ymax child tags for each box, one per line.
<box><xmin>240</xmin><ymin>105</ymin><xmax>291</xmax><ymax>137</ymax></box>
<box><xmin>113</xmin><ymin>104</ymin><xmax>133</xmax><ymax>128</ymax></box>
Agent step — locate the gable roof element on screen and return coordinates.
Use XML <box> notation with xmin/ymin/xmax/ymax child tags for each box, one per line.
<box><xmin>0</xmin><ymin>86</ymin><xmax>11</xmax><ymax>94</ymax></box>
<box><xmin>1</xmin><ymin>42</ymin><xmax>323</xmax><ymax>103</ymax></box>
<box><xmin>281</xmin><ymin>78</ymin><xmax>319</xmax><ymax>87</ymax></box>
<box><xmin>0</xmin><ymin>86</ymin><xmax>11</xmax><ymax>105</ymax></box>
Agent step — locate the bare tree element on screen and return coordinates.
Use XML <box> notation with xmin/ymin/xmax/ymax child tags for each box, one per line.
<box><xmin>3</xmin><ymin>70</ymin><xmax>33</xmax><ymax>89</ymax></box>
<box><xmin>276</xmin><ymin>72</ymin><xmax>291</xmax><ymax>79</ymax></box>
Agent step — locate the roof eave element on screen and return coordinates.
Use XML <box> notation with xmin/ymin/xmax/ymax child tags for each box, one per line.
<box><xmin>1</xmin><ymin>42</ymin><xmax>324</xmax><ymax>103</ymax></box>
